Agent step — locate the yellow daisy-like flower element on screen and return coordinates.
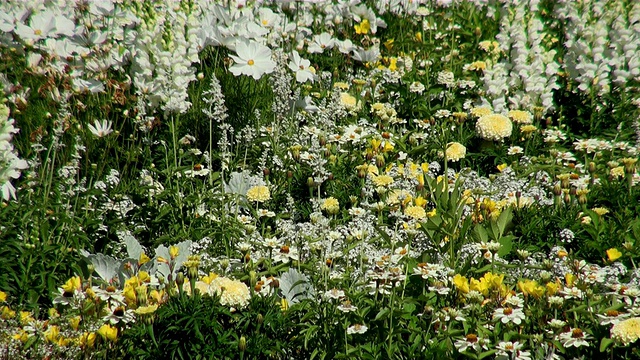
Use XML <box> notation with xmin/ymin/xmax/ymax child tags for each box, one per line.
<box><xmin>321</xmin><ymin>197</ymin><xmax>340</xmax><ymax>215</ymax></box>
<box><xmin>246</xmin><ymin>185</ymin><xmax>271</xmax><ymax>203</ymax></box>
<box><xmin>372</xmin><ymin>174</ymin><xmax>394</xmax><ymax>187</ymax></box>
<box><xmin>611</xmin><ymin>317</ymin><xmax>640</xmax><ymax>346</ymax></box>
<box><xmin>445</xmin><ymin>142</ymin><xmax>466</xmax><ymax>162</ymax></box>
<box><xmin>507</xmin><ymin>110</ymin><xmax>533</xmax><ymax>124</ymax></box>
<box><xmin>404</xmin><ymin>205</ymin><xmax>426</xmax><ymax>220</ymax></box>
<box><xmin>520</xmin><ymin>124</ymin><xmax>537</xmax><ymax>134</ymax></box>
<box><xmin>476</xmin><ymin>114</ymin><xmax>513</xmax><ymax>141</ymax></box>
<box><xmin>0</xmin><ymin>291</ymin><xmax>6</xmax><ymax>303</ymax></box>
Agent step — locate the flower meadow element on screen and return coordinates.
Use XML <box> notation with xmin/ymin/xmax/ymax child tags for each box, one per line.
<box><xmin>2</xmin><ymin>0</ymin><xmax>640</xmax><ymax>358</ymax></box>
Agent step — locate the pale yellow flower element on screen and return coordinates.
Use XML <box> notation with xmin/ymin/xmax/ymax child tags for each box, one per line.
<box><xmin>470</xmin><ymin>106</ymin><xmax>493</xmax><ymax>118</ymax></box>
<box><xmin>210</xmin><ymin>277</ymin><xmax>251</xmax><ymax>309</ymax></box>
<box><xmin>476</xmin><ymin>114</ymin><xmax>513</xmax><ymax>141</ymax></box>
<box><xmin>445</xmin><ymin>142</ymin><xmax>466</xmax><ymax>162</ymax></box>
<box><xmin>612</xmin><ymin>317</ymin><xmax>640</xmax><ymax>346</ymax></box>
<box><xmin>246</xmin><ymin>185</ymin><xmax>271</xmax><ymax>202</ymax></box>
<box><xmin>507</xmin><ymin>110</ymin><xmax>533</xmax><ymax>124</ymax></box>
<box><xmin>321</xmin><ymin>197</ymin><xmax>340</xmax><ymax>214</ymax></box>
<box><xmin>372</xmin><ymin>174</ymin><xmax>394</xmax><ymax>187</ymax></box>
<box><xmin>404</xmin><ymin>205</ymin><xmax>426</xmax><ymax>220</ymax></box>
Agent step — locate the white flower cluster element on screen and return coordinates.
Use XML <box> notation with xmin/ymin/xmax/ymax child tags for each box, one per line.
<box><xmin>482</xmin><ymin>0</ymin><xmax>560</xmax><ymax>113</ymax></box>
<box><xmin>129</xmin><ymin>1</ymin><xmax>201</xmax><ymax>116</ymax></box>
<box><xmin>0</xmin><ymin>104</ymin><xmax>27</xmax><ymax>201</ymax></box>
<box><xmin>556</xmin><ymin>0</ymin><xmax>640</xmax><ymax>95</ymax></box>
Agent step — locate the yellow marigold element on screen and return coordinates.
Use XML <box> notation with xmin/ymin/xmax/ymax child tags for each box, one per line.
<box><xmin>246</xmin><ymin>185</ymin><xmax>271</xmax><ymax>202</ymax></box>
<box><xmin>476</xmin><ymin>114</ymin><xmax>513</xmax><ymax>141</ymax></box>
<box><xmin>470</xmin><ymin>106</ymin><xmax>493</xmax><ymax>118</ymax></box>
<box><xmin>404</xmin><ymin>205</ymin><xmax>426</xmax><ymax>220</ymax></box>
<box><xmin>507</xmin><ymin>110</ymin><xmax>533</xmax><ymax>124</ymax></box>
<box><xmin>520</xmin><ymin>124</ymin><xmax>537</xmax><ymax>134</ymax></box>
<box><xmin>445</xmin><ymin>142</ymin><xmax>466</xmax><ymax>162</ymax></box>
<box><xmin>210</xmin><ymin>277</ymin><xmax>251</xmax><ymax>309</ymax></box>
<box><xmin>321</xmin><ymin>197</ymin><xmax>340</xmax><ymax>215</ymax></box>
<box><xmin>611</xmin><ymin>166</ymin><xmax>625</xmax><ymax>179</ymax></box>
<box><xmin>372</xmin><ymin>174</ymin><xmax>394</xmax><ymax>187</ymax></box>
<box><xmin>611</xmin><ymin>317</ymin><xmax>640</xmax><ymax>346</ymax></box>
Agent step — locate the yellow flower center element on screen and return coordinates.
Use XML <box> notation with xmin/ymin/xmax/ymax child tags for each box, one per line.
<box><xmin>248</xmin><ymin>59</ymin><xmax>255</xmax><ymax>66</ymax></box>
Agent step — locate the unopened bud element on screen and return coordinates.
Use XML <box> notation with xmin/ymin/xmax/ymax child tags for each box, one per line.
<box><xmin>238</xmin><ymin>336</ymin><xmax>247</xmax><ymax>352</ymax></box>
<box><xmin>376</xmin><ymin>155</ymin><xmax>385</xmax><ymax>168</ymax></box>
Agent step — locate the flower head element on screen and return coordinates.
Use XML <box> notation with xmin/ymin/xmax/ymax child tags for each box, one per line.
<box><xmin>210</xmin><ymin>277</ymin><xmax>251</xmax><ymax>309</ymax></box>
<box><xmin>229</xmin><ymin>41</ymin><xmax>276</xmax><ymax>80</ymax></box>
<box><xmin>476</xmin><ymin>114</ymin><xmax>513</xmax><ymax>141</ymax></box>
<box><xmin>445</xmin><ymin>142</ymin><xmax>466</xmax><ymax>162</ymax></box>
<box><xmin>611</xmin><ymin>317</ymin><xmax>640</xmax><ymax>346</ymax></box>
<box><xmin>321</xmin><ymin>197</ymin><xmax>340</xmax><ymax>215</ymax></box>
<box><xmin>87</xmin><ymin>120</ymin><xmax>113</xmax><ymax>138</ymax></box>
<box><xmin>246</xmin><ymin>185</ymin><xmax>271</xmax><ymax>202</ymax></box>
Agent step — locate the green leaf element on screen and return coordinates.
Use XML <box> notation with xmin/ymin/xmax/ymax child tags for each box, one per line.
<box><xmin>478</xmin><ymin>350</ymin><xmax>497</xmax><ymax>359</ymax></box>
<box><xmin>600</xmin><ymin>337</ymin><xmax>614</xmax><ymax>352</ymax></box>
<box><xmin>473</xmin><ymin>224</ymin><xmax>489</xmax><ymax>243</ymax></box>
<box><xmin>375</xmin><ymin>307</ymin><xmax>390</xmax><ymax>321</ymax></box>
<box><xmin>496</xmin><ymin>207</ymin><xmax>512</xmax><ymax>236</ymax></box>
<box><xmin>497</xmin><ymin>235</ymin><xmax>514</xmax><ymax>257</ymax></box>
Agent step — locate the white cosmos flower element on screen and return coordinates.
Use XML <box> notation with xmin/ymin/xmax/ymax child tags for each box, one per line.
<box><xmin>287</xmin><ymin>50</ymin><xmax>315</xmax><ymax>83</ymax></box>
<box><xmin>229</xmin><ymin>41</ymin><xmax>276</xmax><ymax>80</ymax></box>
<box><xmin>87</xmin><ymin>120</ymin><xmax>113</xmax><ymax>138</ymax></box>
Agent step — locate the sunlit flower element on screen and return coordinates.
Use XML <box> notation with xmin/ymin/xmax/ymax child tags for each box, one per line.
<box><xmin>288</xmin><ymin>50</ymin><xmax>315</xmax><ymax>83</ymax></box>
<box><xmin>372</xmin><ymin>174</ymin><xmax>394</xmax><ymax>187</ymax></box>
<box><xmin>97</xmin><ymin>324</ymin><xmax>118</xmax><ymax>342</ymax></box>
<box><xmin>493</xmin><ymin>306</ymin><xmax>526</xmax><ymax>325</ymax></box>
<box><xmin>476</xmin><ymin>114</ymin><xmax>513</xmax><ymax>141</ymax></box>
<box><xmin>229</xmin><ymin>41</ymin><xmax>276</xmax><ymax>80</ymax></box>
<box><xmin>607</xmin><ymin>248</ymin><xmax>623</xmax><ymax>262</ymax></box>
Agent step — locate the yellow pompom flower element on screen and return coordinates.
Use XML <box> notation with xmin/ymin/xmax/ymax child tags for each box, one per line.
<box><xmin>321</xmin><ymin>197</ymin><xmax>340</xmax><ymax>215</ymax></box>
<box><xmin>246</xmin><ymin>185</ymin><xmax>271</xmax><ymax>203</ymax></box>
<box><xmin>611</xmin><ymin>317</ymin><xmax>640</xmax><ymax>346</ymax></box>
<box><xmin>445</xmin><ymin>142</ymin><xmax>466</xmax><ymax>162</ymax></box>
<box><xmin>372</xmin><ymin>174</ymin><xmax>394</xmax><ymax>187</ymax></box>
<box><xmin>507</xmin><ymin>110</ymin><xmax>533</xmax><ymax>124</ymax></box>
<box><xmin>404</xmin><ymin>205</ymin><xmax>426</xmax><ymax>220</ymax></box>
<box><xmin>476</xmin><ymin>114</ymin><xmax>513</xmax><ymax>141</ymax></box>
